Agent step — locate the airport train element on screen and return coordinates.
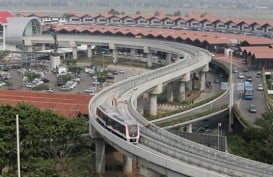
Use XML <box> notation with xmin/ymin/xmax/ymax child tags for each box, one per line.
<box><xmin>96</xmin><ymin>105</ymin><xmax>140</xmax><ymax>144</ymax></box>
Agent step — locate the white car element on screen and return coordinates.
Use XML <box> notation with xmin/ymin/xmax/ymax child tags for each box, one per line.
<box><xmin>92</xmin><ymin>80</ymin><xmax>100</xmax><ymax>85</ymax></box>
<box><xmin>119</xmin><ymin>70</ymin><xmax>125</xmax><ymax>74</ymax></box>
<box><xmin>238</xmin><ymin>73</ymin><xmax>244</xmax><ymax>79</ymax></box>
<box><xmin>84</xmin><ymin>87</ymin><xmax>96</xmax><ymax>93</ymax></box>
<box><xmin>0</xmin><ymin>82</ymin><xmax>6</xmax><ymax>86</ymax></box>
<box><xmin>257</xmin><ymin>84</ymin><xmax>264</xmax><ymax>91</ymax></box>
<box><xmin>48</xmin><ymin>88</ymin><xmax>54</xmax><ymax>93</ymax></box>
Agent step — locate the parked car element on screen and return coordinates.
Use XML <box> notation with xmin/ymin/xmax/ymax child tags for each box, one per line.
<box><xmin>257</xmin><ymin>84</ymin><xmax>264</xmax><ymax>91</ymax></box>
<box><xmin>233</xmin><ymin>68</ymin><xmax>238</xmax><ymax>73</ymax></box>
<box><xmin>214</xmin><ymin>79</ymin><xmax>220</xmax><ymax>83</ymax></box>
<box><xmin>41</xmin><ymin>78</ymin><xmax>50</xmax><ymax>83</ymax></box>
<box><xmin>0</xmin><ymin>82</ymin><xmax>7</xmax><ymax>87</ymax></box>
<box><xmin>112</xmin><ymin>70</ymin><xmax>118</xmax><ymax>75</ymax></box>
<box><xmin>73</xmin><ymin>77</ymin><xmax>81</xmax><ymax>83</ymax></box>
<box><xmin>60</xmin><ymin>85</ymin><xmax>71</xmax><ymax>91</ymax></box>
<box><xmin>243</xmin><ymin>67</ymin><xmax>249</xmax><ymax>72</ymax></box>
<box><xmin>119</xmin><ymin>70</ymin><xmax>125</xmax><ymax>74</ymax></box>
<box><xmin>48</xmin><ymin>88</ymin><xmax>54</xmax><ymax>93</ymax></box>
<box><xmin>256</xmin><ymin>71</ymin><xmax>262</xmax><ymax>78</ymax></box>
<box><xmin>84</xmin><ymin>87</ymin><xmax>96</xmax><ymax>93</ymax></box>
<box><xmin>249</xmin><ymin>104</ymin><xmax>257</xmax><ymax>113</ymax></box>
<box><xmin>238</xmin><ymin>73</ymin><xmax>244</xmax><ymax>79</ymax></box>
<box><xmin>246</xmin><ymin>76</ymin><xmax>252</xmax><ymax>82</ymax></box>
<box><xmin>92</xmin><ymin>80</ymin><xmax>100</xmax><ymax>85</ymax></box>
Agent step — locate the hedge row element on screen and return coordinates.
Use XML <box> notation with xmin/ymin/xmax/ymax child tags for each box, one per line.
<box><xmin>156</xmin><ymin>104</ymin><xmax>228</xmax><ymax>127</ymax></box>
<box><xmin>147</xmin><ymin>91</ymin><xmax>225</xmax><ymax>121</ymax></box>
<box><xmin>262</xmin><ymin>68</ymin><xmax>273</xmax><ymax>111</ymax></box>
<box><xmin>232</xmin><ymin>103</ymin><xmax>252</xmax><ymax>128</ymax></box>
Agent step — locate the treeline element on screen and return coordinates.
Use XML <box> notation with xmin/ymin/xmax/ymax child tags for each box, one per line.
<box><xmin>0</xmin><ymin>103</ymin><xmax>96</xmax><ymax>177</ymax></box>
<box><xmin>228</xmin><ymin>110</ymin><xmax>273</xmax><ymax>164</ymax></box>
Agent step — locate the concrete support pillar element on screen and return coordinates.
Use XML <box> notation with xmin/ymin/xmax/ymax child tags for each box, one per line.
<box><xmin>139</xmin><ymin>166</ymin><xmax>160</xmax><ymax>177</ymax></box>
<box><xmin>166</xmin><ymin>83</ymin><xmax>173</xmax><ymax>102</ymax></box>
<box><xmin>166</xmin><ymin>53</ymin><xmax>172</xmax><ymax>65</ymax></box>
<box><xmin>186</xmin><ymin>123</ymin><xmax>192</xmax><ymax>133</ymax></box>
<box><xmin>27</xmin><ymin>46</ymin><xmax>33</xmax><ymax>53</ymax></box>
<box><xmin>95</xmin><ymin>139</ymin><xmax>105</xmax><ymax>173</ymax></box>
<box><xmin>41</xmin><ymin>43</ymin><xmax>46</xmax><ymax>51</ymax></box>
<box><xmin>179</xmin><ymin>126</ymin><xmax>185</xmax><ymax>132</ymax></box>
<box><xmin>130</xmin><ymin>48</ymin><xmax>135</xmax><ymax>60</ymax></box>
<box><xmin>87</xmin><ymin>45</ymin><xmax>93</xmax><ymax>58</ymax></box>
<box><xmin>147</xmin><ymin>53</ymin><xmax>152</xmax><ymax>68</ymax></box>
<box><xmin>72</xmin><ymin>47</ymin><xmax>77</xmax><ymax>59</ymax></box>
<box><xmin>179</xmin><ymin>81</ymin><xmax>186</xmax><ymax>102</ymax></box>
<box><xmin>149</xmin><ymin>94</ymin><xmax>157</xmax><ymax>116</ymax></box>
<box><xmin>137</xmin><ymin>96</ymin><xmax>144</xmax><ymax>115</ymax></box>
<box><xmin>113</xmin><ymin>49</ymin><xmax>118</xmax><ymax>64</ymax></box>
<box><xmin>200</xmin><ymin>71</ymin><xmax>206</xmax><ymax>91</ymax></box>
<box><xmin>149</xmin><ymin>84</ymin><xmax>162</xmax><ymax>116</ymax></box>
<box><xmin>186</xmin><ymin>80</ymin><xmax>192</xmax><ymax>91</ymax></box>
<box><xmin>63</xmin><ymin>53</ymin><xmax>66</xmax><ymax>60</ymax></box>
<box><xmin>123</xmin><ymin>155</ymin><xmax>133</xmax><ymax>174</ymax></box>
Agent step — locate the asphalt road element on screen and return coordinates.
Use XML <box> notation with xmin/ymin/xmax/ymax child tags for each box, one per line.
<box><xmin>233</xmin><ymin>67</ymin><xmax>265</xmax><ymax>123</ymax></box>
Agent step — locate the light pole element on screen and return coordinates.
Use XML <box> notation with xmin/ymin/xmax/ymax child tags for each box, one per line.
<box><xmin>228</xmin><ymin>50</ymin><xmax>234</xmax><ymax>132</ymax></box>
<box><xmin>16</xmin><ymin>114</ymin><xmax>21</xmax><ymax>177</ymax></box>
<box><xmin>218</xmin><ymin>122</ymin><xmax>221</xmax><ymax>151</ymax></box>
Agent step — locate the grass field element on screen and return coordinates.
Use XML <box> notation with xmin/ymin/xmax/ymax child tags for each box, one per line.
<box><xmin>1</xmin><ymin>6</ymin><xmax>273</xmax><ymax>20</ymax></box>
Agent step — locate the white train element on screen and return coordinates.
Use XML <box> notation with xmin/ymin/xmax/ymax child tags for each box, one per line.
<box><xmin>96</xmin><ymin>105</ymin><xmax>140</xmax><ymax>144</ymax></box>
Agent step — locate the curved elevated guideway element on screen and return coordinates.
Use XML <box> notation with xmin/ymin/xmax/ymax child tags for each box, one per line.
<box><xmin>87</xmin><ymin>37</ymin><xmax>273</xmax><ymax>177</ymax></box>
<box><xmin>23</xmin><ymin>35</ymin><xmax>273</xmax><ymax>177</ymax></box>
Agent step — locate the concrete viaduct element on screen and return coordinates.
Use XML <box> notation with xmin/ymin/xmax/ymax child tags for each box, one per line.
<box><xmin>22</xmin><ymin>35</ymin><xmax>273</xmax><ymax>177</ymax></box>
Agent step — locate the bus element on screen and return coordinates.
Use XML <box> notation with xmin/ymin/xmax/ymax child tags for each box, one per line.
<box><xmin>243</xmin><ymin>81</ymin><xmax>254</xmax><ymax>100</ymax></box>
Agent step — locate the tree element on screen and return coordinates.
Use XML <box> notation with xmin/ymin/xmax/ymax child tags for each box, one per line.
<box><xmin>0</xmin><ymin>103</ymin><xmax>89</xmax><ymax>175</ymax></box>
<box><xmin>63</xmin><ymin>59</ymin><xmax>77</xmax><ymax>66</ymax></box>
<box><xmin>0</xmin><ymin>50</ymin><xmax>10</xmax><ymax>60</ymax></box>
<box><xmin>108</xmin><ymin>8</ymin><xmax>120</xmax><ymax>15</ymax></box>
<box><xmin>62</xmin><ymin>12</ymin><xmax>71</xmax><ymax>19</ymax></box>
<box><xmin>154</xmin><ymin>10</ymin><xmax>160</xmax><ymax>16</ymax></box>
<box><xmin>229</xmin><ymin>110</ymin><xmax>273</xmax><ymax>164</ymax></box>
<box><xmin>173</xmin><ymin>10</ymin><xmax>181</xmax><ymax>16</ymax></box>
<box><xmin>23</xmin><ymin>71</ymin><xmax>41</xmax><ymax>82</ymax></box>
<box><xmin>68</xmin><ymin>66</ymin><xmax>83</xmax><ymax>76</ymax></box>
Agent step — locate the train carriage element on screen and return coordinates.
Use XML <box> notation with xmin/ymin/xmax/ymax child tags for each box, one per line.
<box><xmin>96</xmin><ymin>105</ymin><xmax>140</xmax><ymax>144</ymax></box>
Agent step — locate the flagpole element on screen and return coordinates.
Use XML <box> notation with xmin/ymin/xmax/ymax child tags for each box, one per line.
<box><xmin>16</xmin><ymin>114</ymin><xmax>21</xmax><ymax>177</ymax></box>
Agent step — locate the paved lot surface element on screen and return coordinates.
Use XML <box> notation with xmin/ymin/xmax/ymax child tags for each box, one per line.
<box><xmin>2</xmin><ymin>64</ymin><xmax>151</xmax><ymax>95</ymax></box>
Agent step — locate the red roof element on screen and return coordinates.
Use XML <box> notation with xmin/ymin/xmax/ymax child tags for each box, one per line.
<box><xmin>53</xmin><ymin>24</ymin><xmax>273</xmax><ymax>45</ymax></box>
<box><xmin>240</xmin><ymin>45</ymin><xmax>273</xmax><ymax>59</ymax></box>
<box><xmin>0</xmin><ymin>11</ymin><xmax>13</xmax><ymax>23</ymax></box>
<box><xmin>0</xmin><ymin>90</ymin><xmax>91</xmax><ymax>119</ymax></box>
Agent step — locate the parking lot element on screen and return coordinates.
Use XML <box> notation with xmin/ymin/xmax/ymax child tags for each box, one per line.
<box><xmin>2</xmin><ymin>63</ymin><xmax>150</xmax><ymax>95</ymax></box>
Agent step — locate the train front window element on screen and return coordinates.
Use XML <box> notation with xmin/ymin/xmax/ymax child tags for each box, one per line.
<box><xmin>128</xmin><ymin>124</ymin><xmax>138</xmax><ymax>137</ymax></box>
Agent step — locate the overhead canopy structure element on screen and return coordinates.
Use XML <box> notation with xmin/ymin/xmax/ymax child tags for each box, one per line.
<box><xmin>6</xmin><ymin>17</ymin><xmax>41</xmax><ymax>45</ymax></box>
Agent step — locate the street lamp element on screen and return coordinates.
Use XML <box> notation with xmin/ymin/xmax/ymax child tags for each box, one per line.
<box><xmin>228</xmin><ymin>50</ymin><xmax>234</xmax><ymax>132</ymax></box>
<box><xmin>218</xmin><ymin>122</ymin><xmax>222</xmax><ymax>151</ymax></box>
<box><xmin>16</xmin><ymin>114</ymin><xmax>21</xmax><ymax>177</ymax></box>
